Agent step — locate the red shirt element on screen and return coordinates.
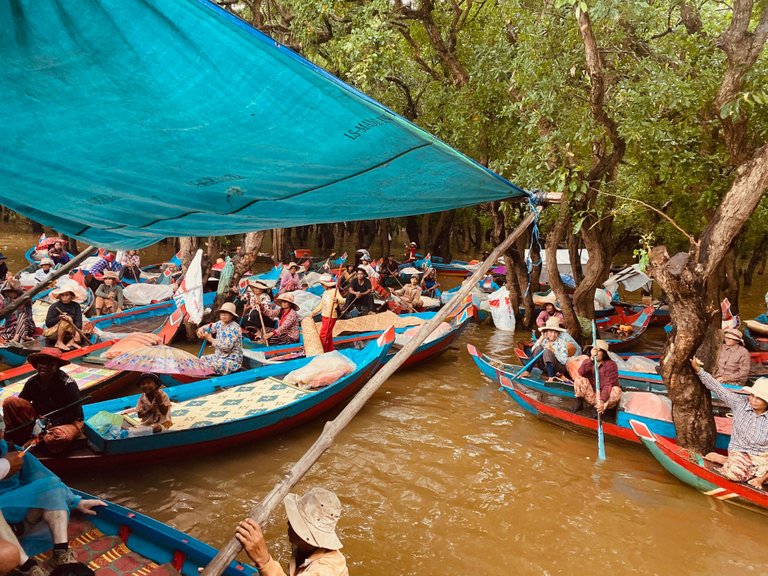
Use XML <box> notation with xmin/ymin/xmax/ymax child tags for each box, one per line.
<box><xmin>578</xmin><ymin>358</ymin><xmax>620</xmax><ymax>403</ymax></box>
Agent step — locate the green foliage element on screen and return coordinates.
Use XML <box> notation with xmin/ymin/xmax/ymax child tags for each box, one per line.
<box><xmin>222</xmin><ymin>0</ymin><xmax>768</xmax><ymax>257</ymax></box>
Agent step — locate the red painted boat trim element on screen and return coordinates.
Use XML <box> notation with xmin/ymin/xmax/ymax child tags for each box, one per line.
<box><xmin>508</xmin><ymin>383</ymin><xmax>641</xmax><ymax>444</ymax></box>
<box><xmin>40</xmin><ymin>364</ymin><xmax>380</xmax><ymax>474</ymax></box>
<box><xmin>643</xmin><ymin>424</ymin><xmax>768</xmax><ymax>509</ymax></box>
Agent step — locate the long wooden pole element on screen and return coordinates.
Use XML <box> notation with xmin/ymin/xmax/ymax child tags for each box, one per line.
<box><xmin>201</xmin><ymin>192</ymin><xmax>559</xmax><ymax>576</ymax></box>
<box><xmin>0</xmin><ymin>245</ymin><xmax>95</xmax><ymax>321</ymax></box>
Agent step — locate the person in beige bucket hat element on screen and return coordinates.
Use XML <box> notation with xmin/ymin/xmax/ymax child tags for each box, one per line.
<box><xmin>692</xmin><ymin>357</ymin><xmax>768</xmax><ymax>490</ymax></box>
<box><xmin>236</xmin><ymin>487</ymin><xmax>348</xmax><ymax>575</ymax></box>
<box><xmin>94</xmin><ymin>269</ymin><xmax>124</xmax><ymax>315</ymax></box>
<box><xmin>714</xmin><ymin>326</ymin><xmax>751</xmax><ymax>386</ymax></box>
<box><xmin>529</xmin><ymin>317</ymin><xmax>581</xmax><ymax>381</ymax></box>
<box><xmin>196</xmin><ymin>301</ymin><xmax>243</xmax><ymax>375</ymax></box>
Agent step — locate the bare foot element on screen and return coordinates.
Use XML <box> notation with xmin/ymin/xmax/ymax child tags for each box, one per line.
<box><xmin>748</xmin><ymin>478</ymin><xmax>765</xmax><ymax>490</ymax></box>
<box><xmin>704</xmin><ymin>452</ymin><xmax>727</xmax><ymax>464</ymax></box>
<box><xmin>54</xmin><ymin>342</ymin><xmax>70</xmax><ymax>351</ymax></box>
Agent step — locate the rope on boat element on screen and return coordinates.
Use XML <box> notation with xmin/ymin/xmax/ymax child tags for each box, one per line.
<box><xmin>524</xmin><ymin>191</ymin><xmax>543</xmax><ymax>298</ymax></box>
<box><xmin>201</xmin><ymin>190</ymin><xmax>561</xmax><ymax>576</ymax></box>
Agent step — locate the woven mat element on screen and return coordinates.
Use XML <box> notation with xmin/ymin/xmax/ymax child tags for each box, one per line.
<box><xmin>301</xmin><ymin>316</ymin><xmax>324</xmax><ymax>357</ymax></box>
<box><xmin>324</xmin><ymin>310</ymin><xmax>424</xmax><ymax>337</ymax></box>
<box><xmin>1</xmin><ymin>364</ymin><xmax>118</xmax><ymax>402</ymax></box>
<box><xmin>169</xmin><ymin>377</ymin><xmax>312</xmax><ymax>430</ymax></box>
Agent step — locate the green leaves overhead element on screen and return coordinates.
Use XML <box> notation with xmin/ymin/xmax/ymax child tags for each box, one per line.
<box><xmin>227</xmin><ymin>0</ymin><xmax>767</xmax><ymax>253</ymax></box>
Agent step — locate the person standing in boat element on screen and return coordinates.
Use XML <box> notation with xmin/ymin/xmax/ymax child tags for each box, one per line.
<box><xmin>531</xmin><ymin>318</ymin><xmax>579</xmax><ymax>381</ymax></box>
<box><xmin>258</xmin><ymin>293</ymin><xmax>301</xmax><ymax>345</ymax></box>
<box><xmin>32</xmin><ymin>258</ymin><xmax>55</xmax><ymax>286</ymax></box>
<box><xmin>43</xmin><ymin>286</ymin><xmax>83</xmax><ymax>351</ymax></box>
<box><xmin>714</xmin><ymin>327</ymin><xmax>751</xmax><ymax>386</ymax></box>
<box><xmin>574</xmin><ymin>340</ymin><xmax>621</xmax><ymax>414</ymax></box>
<box><xmin>47</xmin><ymin>241</ymin><xmax>70</xmax><ymax>266</ymax></box>
<box><xmin>391</xmin><ymin>274</ymin><xmax>423</xmax><ymax>313</ymax></box>
<box><xmin>536</xmin><ymin>301</ymin><xmax>564</xmax><ymax>329</ymax></box>
<box><xmin>312</xmin><ymin>279</ymin><xmax>346</xmax><ymax>353</ymax></box>
<box><xmin>344</xmin><ymin>268</ymin><xmax>374</xmax><ymax>317</ymax></box>
<box><xmin>197</xmin><ymin>302</ymin><xmax>243</xmax><ymax>376</ymax></box>
<box><xmin>94</xmin><ymin>271</ymin><xmax>124</xmax><ymax>316</ymax></box>
<box><xmin>692</xmin><ymin>359</ymin><xmax>768</xmax><ymax>490</ymax></box>
<box><xmin>236</xmin><ymin>487</ymin><xmax>348</xmax><ymax>576</ymax></box>
<box><xmin>3</xmin><ymin>348</ymin><xmax>84</xmax><ymax>454</ymax></box>
<box><xmin>278</xmin><ymin>262</ymin><xmax>302</xmax><ymax>295</ymax></box>
<box><xmin>0</xmin><ymin>282</ymin><xmax>35</xmax><ymax>345</ymax></box>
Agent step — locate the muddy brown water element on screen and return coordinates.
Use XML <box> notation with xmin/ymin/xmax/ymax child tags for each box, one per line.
<box><xmin>2</xmin><ymin>223</ymin><xmax>768</xmax><ymax>575</ymax></box>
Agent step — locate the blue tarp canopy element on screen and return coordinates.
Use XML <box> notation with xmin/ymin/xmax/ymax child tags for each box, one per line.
<box><xmin>0</xmin><ymin>0</ymin><xmax>527</xmax><ymax>249</ymax></box>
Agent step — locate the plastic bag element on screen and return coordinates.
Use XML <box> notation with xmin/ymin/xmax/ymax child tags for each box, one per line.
<box><xmin>620</xmin><ymin>391</ymin><xmax>672</xmax><ymax>422</ymax></box>
<box><xmin>124</xmin><ymin>283</ymin><xmax>174</xmax><ymax>305</ymax></box>
<box><xmin>284</xmin><ymin>351</ymin><xmax>357</xmax><ymax>389</ymax></box>
<box><xmin>593</xmin><ymin>288</ymin><xmax>613</xmax><ymax>311</ymax></box>
<box><xmin>290</xmin><ymin>290</ymin><xmax>322</xmax><ymax>320</ymax></box>
<box><xmin>393</xmin><ymin>321</ymin><xmax>453</xmax><ymax>348</ymax></box>
<box><xmin>87</xmin><ymin>411</ymin><xmax>124</xmax><ymax>434</ymax></box>
<box><xmin>488</xmin><ymin>286</ymin><xmax>516</xmax><ymax>332</ymax></box>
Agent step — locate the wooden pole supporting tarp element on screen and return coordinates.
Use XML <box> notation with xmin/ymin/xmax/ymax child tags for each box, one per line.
<box><xmin>201</xmin><ymin>192</ymin><xmax>560</xmax><ymax>576</ymax></box>
<box><xmin>0</xmin><ymin>245</ymin><xmax>95</xmax><ymax>321</ymax></box>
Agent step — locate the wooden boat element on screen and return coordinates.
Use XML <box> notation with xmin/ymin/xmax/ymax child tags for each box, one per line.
<box><xmin>0</xmin><ymin>340</ymin><xmax>141</xmax><ymax>403</ymax></box>
<box><xmin>612</xmin><ymin>300</ymin><xmax>670</xmax><ymax>326</ymax></box>
<box><xmin>243</xmin><ymin>305</ymin><xmax>472</xmax><ymax>368</ymax></box>
<box><xmin>512</xmin><ymin>341</ymin><xmax>768</xmax><ymax>386</ymax></box>
<box><xmin>630</xmin><ymin>419</ymin><xmax>768</xmax><ymax>513</ymax></box>
<box><xmin>744</xmin><ymin>314</ymin><xmax>768</xmax><ymax>352</ymax></box>
<box><xmin>121</xmin><ymin>251</ymin><xmax>183</xmax><ymax>285</ymax></box>
<box><xmin>468</xmin><ymin>344</ymin><xmax>731</xmax><ymax>452</ymax></box>
<box><xmin>88</xmin><ymin>292</ymin><xmax>216</xmax><ymax>344</ymax></box>
<box><xmin>21</xmin><ymin>489</ymin><xmax>254</xmax><ymax>576</ymax></box>
<box><xmin>38</xmin><ymin>330</ymin><xmax>393</xmax><ymax>474</ymax></box>
<box><xmin>594</xmin><ymin>305</ymin><xmax>655</xmax><ymax>351</ymax></box>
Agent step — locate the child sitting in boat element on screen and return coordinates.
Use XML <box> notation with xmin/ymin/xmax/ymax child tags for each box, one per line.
<box><xmin>572</xmin><ymin>340</ymin><xmax>621</xmax><ymax>415</ymax></box>
<box><xmin>196</xmin><ymin>302</ymin><xmax>243</xmax><ymax>375</ymax></box>
<box><xmin>135</xmin><ymin>372</ymin><xmax>172</xmax><ymax>433</ymax></box>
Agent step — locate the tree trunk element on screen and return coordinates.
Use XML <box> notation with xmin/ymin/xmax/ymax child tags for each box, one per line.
<box><xmin>272</xmin><ymin>229</ymin><xmax>287</xmax><ymax>263</ymax></box>
<box><xmin>720</xmin><ymin>243</ymin><xmax>741</xmax><ymax>314</ymax></box>
<box><xmin>572</xmin><ymin>220</ymin><xmax>612</xmax><ymax>319</ymax></box>
<box><xmin>743</xmin><ymin>232</ymin><xmax>767</xmax><ymax>286</ymax></box>
<box><xmin>244</xmin><ymin>231</ymin><xmax>266</xmax><ymax>255</ymax></box>
<box><xmin>379</xmin><ymin>219</ymin><xmax>391</xmax><ymax>257</ymax></box>
<box><xmin>566</xmin><ymin>229</ymin><xmax>584</xmax><ymax>285</ymax></box>
<box><xmin>545</xmin><ymin>202</ymin><xmax>580</xmax><ymax>340</ymax></box>
<box><xmin>513</xmin><ymin>232</ymin><xmax>535</xmax><ymax>329</ymax></box>
<box><xmin>648</xmin><ymin>248</ymin><xmax>717</xmax><ymax>453</ymax></box>
<box><xmin>405</xmin><ymin>216</ymin><xmax>420</xmax><ymax>248</ymax></box>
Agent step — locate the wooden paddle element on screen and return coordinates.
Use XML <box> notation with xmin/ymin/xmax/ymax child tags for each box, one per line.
<box><xmin>592</xmin><ymin>319</ymin><xmax>607</xmax><ymax>461</ymax></box>
<box><xmin>515</xmin><ymin>335</ymin><xmax>545</xmax><ymax>378</ymax></box>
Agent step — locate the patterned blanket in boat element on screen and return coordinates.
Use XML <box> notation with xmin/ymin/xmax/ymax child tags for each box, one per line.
<box><xmin>169</xmin><ymin>377</ymin><xmax>313</xmax><ymax>430</ymax></box>
<box><xmin>28</xmin><ymin>516</ymin><xmax>181</xmax><ymax>576</ymax></box>
<box><xmin>1</xmin><ymin>365</ymin><xmax>118</xmax><ymax>402</ymax></box>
